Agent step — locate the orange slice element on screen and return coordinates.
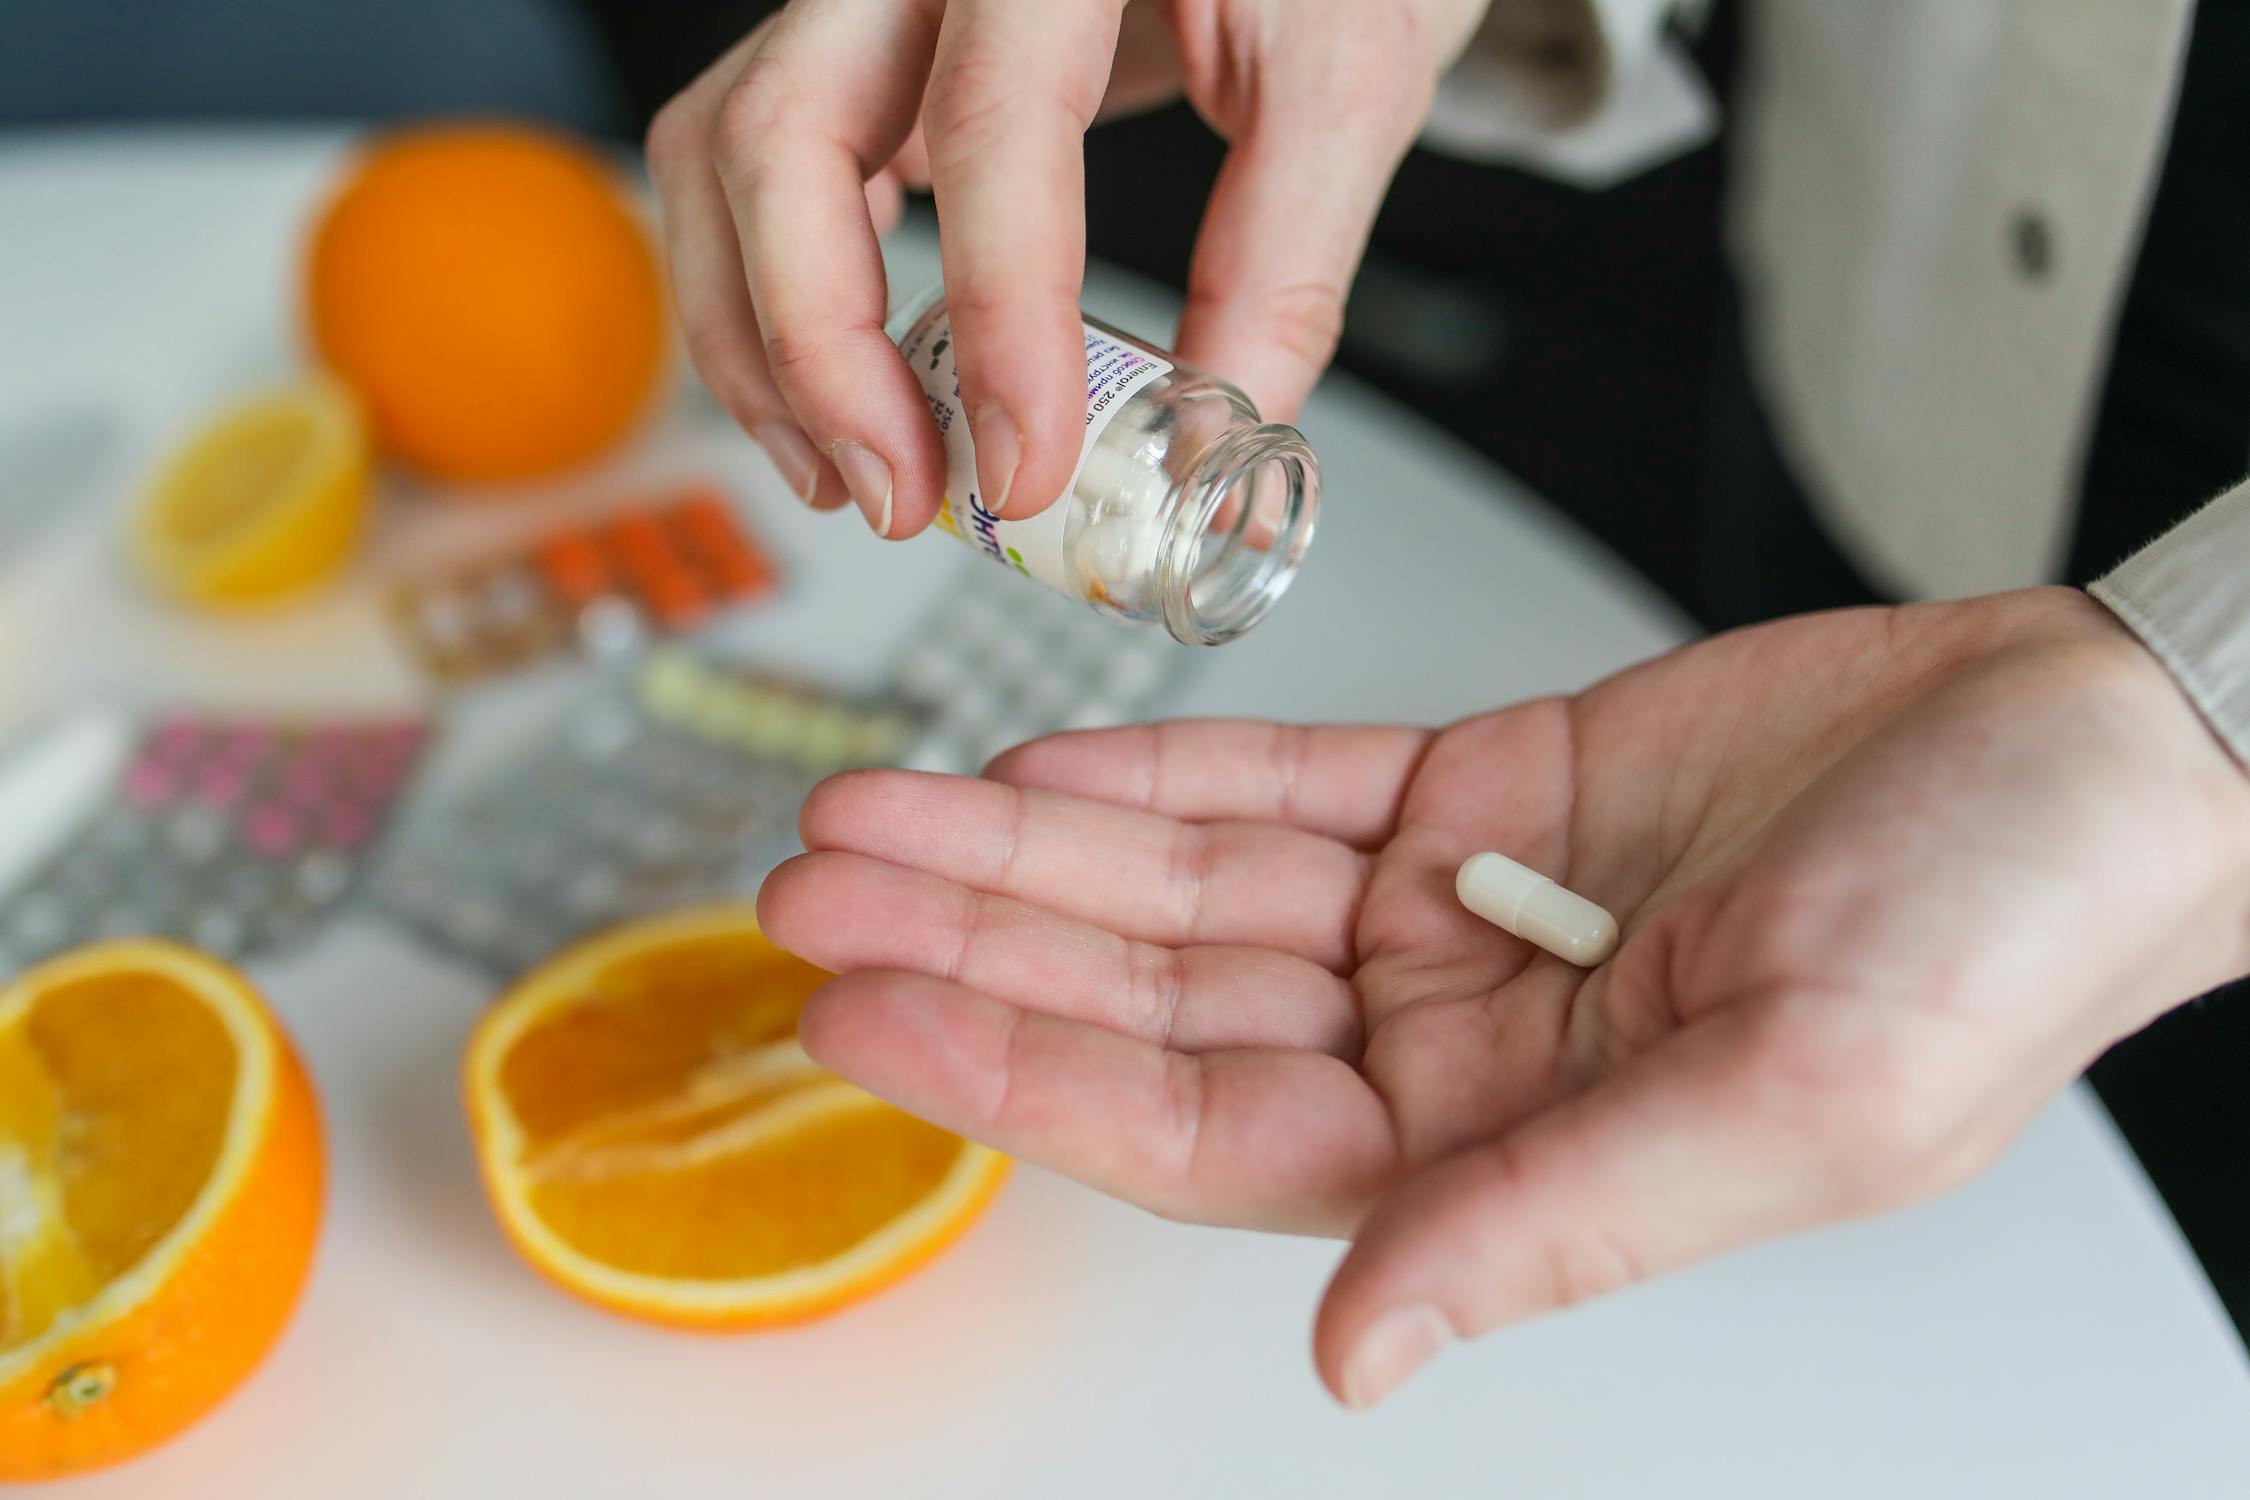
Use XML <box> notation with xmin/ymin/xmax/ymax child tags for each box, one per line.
<box><xmin>0</xmin><ymin>941</ymin><xmax>324</xmax><ymax>1481</ymax></box>
<box><xmin>464</xmin><ymin>907</ymin><xmax>1009</xmax><ymax>1329</ymax></box>
<box><xmin>129</xmin><ymin>380</ymin><xmax>371</xmax><ymax>605</ymax></box>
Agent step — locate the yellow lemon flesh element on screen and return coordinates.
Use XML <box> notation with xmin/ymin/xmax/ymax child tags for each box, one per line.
<box><xmin>131</xmin><ymin>381</ymin><xmax>370</xmax><ymax>605</ymax></box>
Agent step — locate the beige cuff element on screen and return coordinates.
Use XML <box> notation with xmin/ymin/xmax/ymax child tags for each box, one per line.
<box><xmin>2088</xmin><ymin>480</ymin><xmax>2250</xmax><ymax>770</ymax></box>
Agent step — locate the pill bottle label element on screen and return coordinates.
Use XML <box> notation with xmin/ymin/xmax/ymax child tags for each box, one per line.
<box><xmin>896</xmin><ymin>299</ymin><xmax>1171</xmax><ymax>596</ymax></box>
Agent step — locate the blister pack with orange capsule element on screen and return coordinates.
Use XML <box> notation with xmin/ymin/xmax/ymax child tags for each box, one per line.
<box><xmin>387</xmin><ymin>486</ymin><xmax>779</xmax><ymax>683</ymax></box>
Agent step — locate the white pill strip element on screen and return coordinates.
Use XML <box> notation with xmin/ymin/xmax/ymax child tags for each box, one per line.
<box><xmin>1455</xmin><ymin>852</ymin><xmax>1619</xmax><ymax>967</ymax></box>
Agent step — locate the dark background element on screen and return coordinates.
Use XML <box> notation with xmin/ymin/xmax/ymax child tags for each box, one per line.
<box><xmin>6</xmin><ymin>0</ymin><xmax>2244</xmax><ymax>1344</ymax></box>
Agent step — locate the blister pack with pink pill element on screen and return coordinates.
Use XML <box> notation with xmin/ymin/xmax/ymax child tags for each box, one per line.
<box><xmin>0</xmin><ymin>710</ymin><xmax>430</xmax><ymax>968</ymax></box>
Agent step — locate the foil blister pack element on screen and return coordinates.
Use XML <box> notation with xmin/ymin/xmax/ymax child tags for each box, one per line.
<box><xmin>389</xmin><ymin>487</ymin><xmax>780</xmax><ymax>685</ymax></box>
<box><xmin>886</xmin><ymin>561</ymin><xmax>1190</xmax><ymax>773</ymax></box>
<box><xmin>0</xmin><ymin>712</ymin><xmax>431</xmax><ymax>969</ymax></box>
<box><xmin>372</xmin><ymin>651</ymin><xmax>931</xmax><ymax>973</ymax></box>
<box><xmin>373</xmin><ymin>563</ymin><xmax>1193</xmax><ymax>977</ymax></box>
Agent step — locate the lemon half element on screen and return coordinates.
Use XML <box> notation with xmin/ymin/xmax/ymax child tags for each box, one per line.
<box><xmin>130</xmin><ymin>381</ymin><xmax>371</xmax><ymax>605</ymax></box>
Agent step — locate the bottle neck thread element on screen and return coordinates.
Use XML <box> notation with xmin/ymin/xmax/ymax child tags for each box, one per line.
<box><xmin>1155</xmin><ymin>422</ymin><xmax>1320</xmax><ymax>646</ymax></box>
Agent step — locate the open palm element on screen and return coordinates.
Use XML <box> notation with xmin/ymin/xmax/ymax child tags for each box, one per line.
<box><xmin>759</xmin><ymin>587</ymin><xmax>2250</xmax><ymax>1404</ymax></box>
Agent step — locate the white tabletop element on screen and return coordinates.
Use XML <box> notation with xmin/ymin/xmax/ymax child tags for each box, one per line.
<box><xmin>3</xmin><ymin>128</ymin><xmax>2247</xmax><ymax>1499</ymax></box>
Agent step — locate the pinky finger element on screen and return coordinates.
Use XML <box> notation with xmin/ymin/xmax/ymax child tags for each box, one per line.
<box><xmin>646</xmin><ymin>58</ymin><xmax>848</xmax><ymax>509</ymax></box>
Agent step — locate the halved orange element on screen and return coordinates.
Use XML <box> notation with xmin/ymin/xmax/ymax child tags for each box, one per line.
<box><xmin>464</xmin><ymin>907</ymin><xmax>1009</xmax><ymax>1328</ymax></box>
<box><xmin>0</xmin><ymin>941</ymin><xmax>324</xmax><ymax>1481</ymax></box>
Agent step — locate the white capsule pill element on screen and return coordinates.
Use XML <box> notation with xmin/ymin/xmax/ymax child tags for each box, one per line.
<box><xmin>1455</xmin><ymin>852</ymin><xmax>1619</xmax><ymax>967</ymax></box>
<box><xmin>1079</xmin><ymin>515</ymin><xmax>1156</xmax><ymax>586</ymax></box>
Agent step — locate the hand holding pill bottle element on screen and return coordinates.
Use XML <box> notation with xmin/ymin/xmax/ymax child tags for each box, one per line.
<box><xmin>643</xmin><ymin>0</ymin><xmax>1490</xmax><ymax>551</ymax></box>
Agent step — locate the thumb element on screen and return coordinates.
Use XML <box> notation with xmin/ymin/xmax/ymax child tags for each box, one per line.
<box><xmin>1313</xmin><ymin>1005</ymin><xmax>1909</xmax><ymax>1410</ymax></box>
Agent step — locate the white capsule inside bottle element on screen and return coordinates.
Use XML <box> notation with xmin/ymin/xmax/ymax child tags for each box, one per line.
<box><xmin>1455</xmin><ymin>852</ymin><xmax>1620</xmax><ymax>967</ymax></box>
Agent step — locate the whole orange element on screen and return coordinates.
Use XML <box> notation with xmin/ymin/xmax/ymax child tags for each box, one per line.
<box><xmin>305</xmin><ymin>123</ymin><xmax>667</xmax><ymax>485</ymax></box>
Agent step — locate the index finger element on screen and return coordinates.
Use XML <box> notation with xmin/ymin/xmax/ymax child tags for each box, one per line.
<box><xmin>715</xmin><ymin>0</ymin><xmax>949</xmax><ymax>537</ymax></box>
<box><xmin>921</xmin><ymin>0</ymin><xmax>1130</xmax><ymax>520</ymax></box>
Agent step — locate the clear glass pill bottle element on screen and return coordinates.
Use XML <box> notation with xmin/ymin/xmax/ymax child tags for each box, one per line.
<box><xmin>887</xmin><ymin>284</ymin><xmax>1319</xmax><ymax>646</ymax></box>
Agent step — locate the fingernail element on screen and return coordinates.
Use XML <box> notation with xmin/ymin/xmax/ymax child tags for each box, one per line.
<box><xmin>753</xmin><ymin>422</ymin><xmax>822</xmax><ymax>504</ymax></box>
<box><xmin>1343</xmin><ymin>1303</ymin><xmax>1451</xmax><ymax>1410</ymax></box>
<box><xmin>829</xmin><ymin>441</ymin><xmax>893</xmax><ymax>537</ymax></box>
<box><xmin>971</xmin><ymin>404</ymin><xmax>1021</xmax><ymax>516</ymax></box>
